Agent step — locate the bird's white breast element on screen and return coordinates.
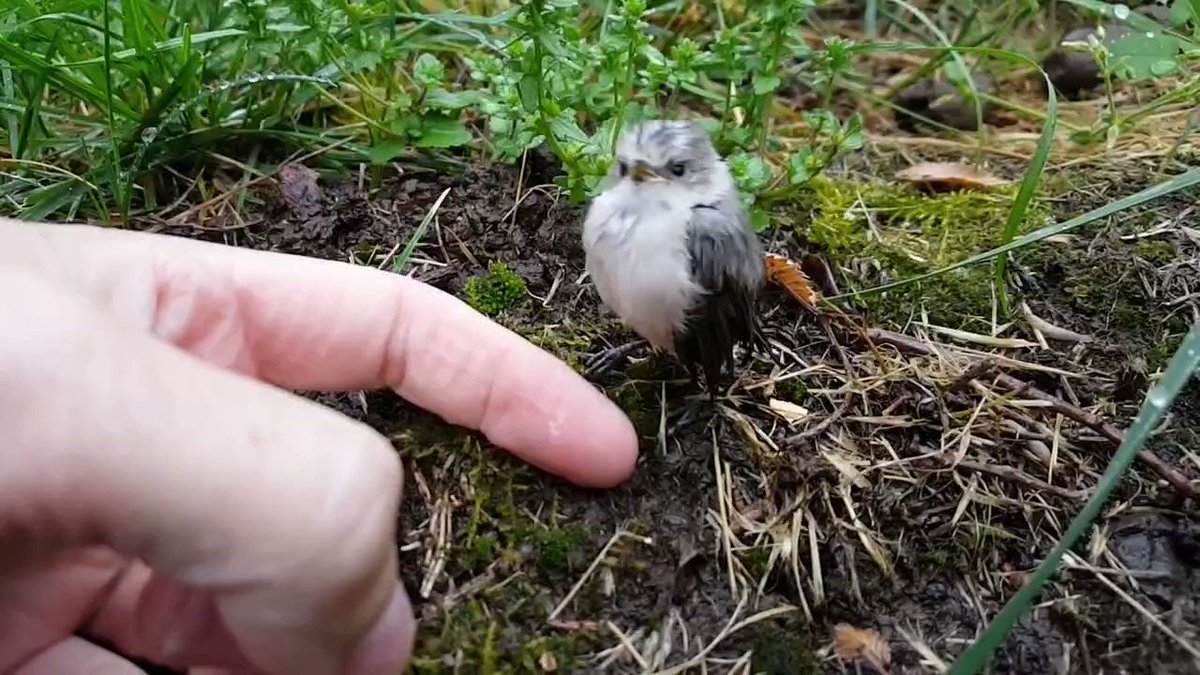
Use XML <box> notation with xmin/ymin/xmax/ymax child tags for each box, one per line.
<box><xmin>582</xmin><ymin>182</ymin><xmax>703</xmax><ymax>352</ymax></box>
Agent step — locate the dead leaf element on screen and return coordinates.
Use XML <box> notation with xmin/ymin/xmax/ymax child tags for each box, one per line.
<box><xmin>834</xmin><ymin>623</ymin><xmax>892</xmax><ymax>673</ymax></box>
<box><xmin>768</xmin><ymin>398</ymin><xmax>810</xmax><ymax>426</ymax></box>
<box><xmin>538</xmin><ymin>651</ymin><xmax>558</xmax><ymax>672</ymax></box>
<box><xmin>819</xmin><ymin>448</ymin><xmax>871</xmax><ymax>489</ymax></box>
<box><xmin>765</xmin><ymin>253</ymin><xmax>819</xmax><ymax>312</ymax></box>
<box><xmin>895</xmin><ymin>161</ymin><xmax>1008</xmax><ymax>192</ymax></box>
<box><xmin>277</xmin><ymin>162</ymin><xmax>323</xmax><ymax>215</ymax></box>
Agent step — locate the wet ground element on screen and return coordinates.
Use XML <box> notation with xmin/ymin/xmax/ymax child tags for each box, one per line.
<box><xmin>155</xmin><ymin>153</ymin><xmax>1200</xmax><ymax>674</ymax></box>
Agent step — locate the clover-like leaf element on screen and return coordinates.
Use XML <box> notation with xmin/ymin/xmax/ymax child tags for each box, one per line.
<box><xmin>1108</xmin><ymin>30</ymin><xmax>1183</xmax><ymax>80</ymax></box>
<box><xmin>413</xmin><ymin>53</ymin><xmax>445</xmax><ymax>89</ymax></box>
<box><xmin>415</xmin><ymin>117</ymin><xmax>472</xmax><ymax>148</ymax></box>
<box><xmin>730</xmin><ymin>153</ymin><xmax>773</xmax><ymax>193</ymax></box>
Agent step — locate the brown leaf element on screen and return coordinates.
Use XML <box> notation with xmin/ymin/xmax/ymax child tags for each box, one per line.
<box><xmin>833</xmin><ymin>623</ymin><xmax>892</xmax><ymax>674</ymax></box>
<box><xmin>765</xmin><ymin>253</ymin><xmax>819</xmax><ymax>313</ymax></box>
<box><xmin>277</xmin><ymin>162</ymin><xmax>323</xmax><ymax>215</ymax></box>
<box><xmin>895</xmin><ymin>161</ymin><xmax>1008</xmax><ymax>192</ymax></box>
<box><xmin>768</xmin><ymin>398</ymin><xmax>810</xmax><ymax>426</ymax></box>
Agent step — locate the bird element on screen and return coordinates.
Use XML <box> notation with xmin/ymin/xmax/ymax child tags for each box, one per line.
<box><xmin>581</xmin><ymin>119</ymin><xmax>766</xmax><ymax>397</ymax></box>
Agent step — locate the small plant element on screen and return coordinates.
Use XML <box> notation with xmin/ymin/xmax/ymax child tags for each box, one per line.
<box><xmin>464</xmin><ymin>261</ymin><xmax>528</xmax><ymax>317</ymax></box>
<box><xmin>366</xmin><ymin>52</ymin><xmax>479</xmax><ymax>165</ymax></box>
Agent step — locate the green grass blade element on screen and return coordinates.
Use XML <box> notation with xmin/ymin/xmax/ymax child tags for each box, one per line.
<box><xmin>1</xmin><ymin>57</ymin><xmax>17</xmax><ymax>157</ymax></box>
<box><xmin>0</xmin><ymin>35</ymin><xmax>139</xmax><ymax>119</ymax></box>
<box><xmin>15</xmin><ymin>34</ymin><xmax>62</xmax><ymax>161</ymax></box>
<box><xmin>55</xmin><ymin>29</ymin><xmax>248</xmax><ymax>67</ymax></box>
<box><xmin>992</xmin><ymin>69</ymin><xmax>1057</xmax><ymax>317</ymax></box>
<box><xmin>887</xmin><ymin>0</ymin><xmax>985</xmax><ymax>148</ymax></box>
<box><xmin>130</xmin><ymin>51</ymin><xmax>201</xmax><ymax>153</ymax></box>
<box><xmin>392</xmin><ymin>187</ymin><xmax>451</xmax><ymax>274</ymax></box>
<box><xmin>949</xmin><ymin>321</ymin><xmax>1200</xmax><ymax>674</ymax></box>
<box><xmin>100</xmin><ymin>0</ymin><xmax>127</xmax><ymax>223</ymax></box>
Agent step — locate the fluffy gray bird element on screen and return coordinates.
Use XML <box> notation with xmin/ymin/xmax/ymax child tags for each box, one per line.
<box><xmin>581</xmin><ymin>120</ymin><xmax>766</xmax><ymax>395</ymax></box>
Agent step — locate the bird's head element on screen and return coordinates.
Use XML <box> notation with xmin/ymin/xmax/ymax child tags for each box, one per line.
<box><xmin>610</xmin><ymin>120</ymin><xmax>728</xmax><ymax>195</ymax></box>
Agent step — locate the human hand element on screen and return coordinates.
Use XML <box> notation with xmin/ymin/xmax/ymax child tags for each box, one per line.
<box><xmin>0</xmin><ymin>217</ymin><xmax>638</xmax><ymax>674</ymax></box>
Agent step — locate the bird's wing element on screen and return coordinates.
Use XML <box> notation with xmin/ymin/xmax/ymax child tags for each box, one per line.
<box><xmin>673</xmin><ymin>202</ymin><xmax>766</xmax><ymax>391</ymax></box>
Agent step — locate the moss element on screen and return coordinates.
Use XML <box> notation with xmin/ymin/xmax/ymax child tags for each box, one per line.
<box><xmin>750</xmin><ymin>626</ymin><xmax>818</xmax><ymax>674</ymax></box>
<box><xmin>1018</xmin><ymin>234</ymin><xmax>1191</xmax><ymax>369</ymax></box>
<box><xmin>410</xmin><ymin>597</ymin><xmax>590</xmax><ymax>674</ymax></box>
<box><xmin>465</xmin><ymin>261</ymin><xmax>529</xmax><ymax>317</ymax></box>
<box><xmin>524</xmin><ymin>524</ymin><xmax>587</xmax><ymax>572</ymax></box>
<box><xmin>403</xmin><ymin>434</ymin><xmax>598</xmax><ymax>672</ymax></box>
<box><xmin>516</xmin><ymin>320</ymin><xmax>617</xmax><ymax>371</ymax></box>
<box><xmin>784</xmin><ymin>176</ymin><xmax>1053</xmax><ymax>330</ymax></box>
<box><xmin>1136</xmin><ymin>240</ymin><xmax>1177</xmax><ymax>266</ymax></box>
<box><xmin>740</xmin><ymin>545</ymin><xmax>774</xmax><ymax>581</ymax></box>
<box><xmin>916</xmin><ymin>548</ymin><xmax>952</xmax><ymax>570</ymax></box>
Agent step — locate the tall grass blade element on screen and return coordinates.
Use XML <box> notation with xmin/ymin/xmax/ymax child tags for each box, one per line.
<box><xmin>993</xmin><ymin>72</ymin><xmax>1056</xmax><ymax>317</ymax></box>
<box><xmin>949</xmin><ymin>321</ymin><xmax>1200</xmax><ymax>674</ymax></box>
<box><xmin>100</xmin><ymin>0</ymin><xmax>128</xmax><ymax>224</ymax></box>
<box><xmin>392</xmin><ymin>187</ymin><xmax>451</xmax><ymax>274</ymax></box>
<box><xmin>15</xmin><ymin>35</ymin><xmax>62</xmax><ymax>161</ymax></box>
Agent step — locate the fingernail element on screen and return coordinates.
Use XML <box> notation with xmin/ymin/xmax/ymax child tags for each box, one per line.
<box><xmin>346</xmin><ymin>586</ymin><xmax>415</xmax><ymax>675</ymax></box>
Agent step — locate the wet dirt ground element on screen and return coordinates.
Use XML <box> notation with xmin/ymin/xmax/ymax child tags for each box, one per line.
<box><xmin>156</xmin><ymin>153</ymin><xmax>1200</xmax><ymax>674</ymax></box>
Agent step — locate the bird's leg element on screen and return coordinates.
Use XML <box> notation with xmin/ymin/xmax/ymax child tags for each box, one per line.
<box><xmin>584</xmin><ymin>339</ymin><xmax>648</xmax><ymax>377</ymax></box>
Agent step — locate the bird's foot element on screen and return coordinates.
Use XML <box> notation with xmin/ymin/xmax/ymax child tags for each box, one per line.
<box><xmin>665</xmin><ymin>395</ymin><xmax>720</xmax><ymax>434</ymax></box>
<box><xmin>584</xmin><ymin>340</ymin><xmax>646</xmax><ymax>378</ymax></box>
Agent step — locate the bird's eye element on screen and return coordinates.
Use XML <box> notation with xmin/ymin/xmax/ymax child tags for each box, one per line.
<box><xmin>669</xmin><ymin>161</ymin><xmax>687</xmax><ymax>177</ymax></box>
<box><xmin>617</xmin><ymin>161</ymin><xmax>629</xmax><ymax>177</ymax></box>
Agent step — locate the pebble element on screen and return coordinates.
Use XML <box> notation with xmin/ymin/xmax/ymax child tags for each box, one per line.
<box><xmin>892</xmin><ymin>72</ymin><xmax>996</xmax><ymax>132</ymax></box>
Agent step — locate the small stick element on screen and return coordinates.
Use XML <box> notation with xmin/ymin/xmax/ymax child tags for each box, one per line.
<box><xmin>949</xmin><ymin>358</ymin><xmax>997</xmax><ymax>393</ymax></box>
<box><xmin>784</xmin><ymin>392</ymin><xmax>854</xmax><ymax>445</ymax></box>
<box><xmin>933</xmin><ymin>454</ymin><xmax>1089</xmax><ymax>502</ymax></box>
<box><xmin>990</xmin><ymin>371</ymin><xmax>1197</xmax><ymax>498</ymax></box>
<box><xmin>547</xmin><ymin>530</ymin><xmax>652</xmax><ymax>622</ymax></box>
<box><xmin>860</xmin><ymin>327</ymin><xmax>1197</xmax><ymax>498</ymax></box>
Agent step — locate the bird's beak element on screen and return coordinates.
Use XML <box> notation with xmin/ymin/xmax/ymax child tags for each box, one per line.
<box><xmin>631</xmin><ymin>162</ymin><xmax>661</xmax><ymax>183</ymax></box>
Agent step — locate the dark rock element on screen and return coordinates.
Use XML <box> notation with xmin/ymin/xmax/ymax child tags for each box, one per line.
<box><xmin>1042</xmin><ymin>25</ymin><xmax>1129</xmax><ymax>100</ymax></box>
<box><xmin>1041</xmin><ymin>4</ymin><xmax>1172</xmax><ymax>101</ymax></box>
<box><xmin>892</xmin><ymin>72</ymin><xmax>996</xmax><ymax>133</ymax></box>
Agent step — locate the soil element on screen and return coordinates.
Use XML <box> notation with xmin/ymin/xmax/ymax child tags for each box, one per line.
<box><xmin>153</xmin><ymin>153</ymin><xmax>1200</xmax><ymax>674</ymax></box>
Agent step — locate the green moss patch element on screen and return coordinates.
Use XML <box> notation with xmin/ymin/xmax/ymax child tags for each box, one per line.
<box><xmin>786</xmin><ymin>176</ymin><xmax>1053</xmax><ymax>330</ymax></box>
<box><xmin>465</xmin><ymin>261</ymin><xmax>529</xmax><ymax>317</ymax></box>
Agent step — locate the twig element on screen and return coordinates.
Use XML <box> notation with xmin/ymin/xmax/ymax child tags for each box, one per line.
<box><xmin>989</xmin><ymin>372</ymin><xmax>1197</xmax><ymax>498</ymax></box>
<box><xmin>785</xmin><ymin>392</ymin><xmax>854</xmax><ymax>445</ymax></box>
<box><xmin>858</xmin><ymin>327</ymin><xmax>1197</xmax><ymax>498</ymax></box>
<box><xmin>949</xmin><ymin>358</ymin><xmax>997</xmax><ymax>393</ymax></box>
<box><xmin>933</xmin><ymin>454</ymin><xmax>1089</xmax><ymax>501</ymax></box>
<box><xmin>548</xmin><ymin>529</ymin><xmax>652</xmax><ymax>622</ymax></box>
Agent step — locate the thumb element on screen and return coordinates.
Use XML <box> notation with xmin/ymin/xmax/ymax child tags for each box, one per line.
<box><xmin>0</xmin><ymin>267</ymin><xmax>414</xmax><ymax>673</ymax></box>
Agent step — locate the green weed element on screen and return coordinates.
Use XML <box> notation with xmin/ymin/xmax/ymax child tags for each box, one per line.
<box><xmin>0</xmin><ymin>0</ymin><xmax>876</xmax><ymax>220</ymax></box>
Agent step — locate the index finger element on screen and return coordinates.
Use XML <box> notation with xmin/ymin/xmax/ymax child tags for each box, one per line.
<box><xmin>1</xmin><ymin>218</ymin><xmax>638</xmax><ymax>488</ymax></box>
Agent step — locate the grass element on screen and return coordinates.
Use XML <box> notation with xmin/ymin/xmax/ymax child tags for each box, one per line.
<box><xmin>4</xmin><ymin>0</ymin><xmax>1200</xmax><ymax>671</ymax></box>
